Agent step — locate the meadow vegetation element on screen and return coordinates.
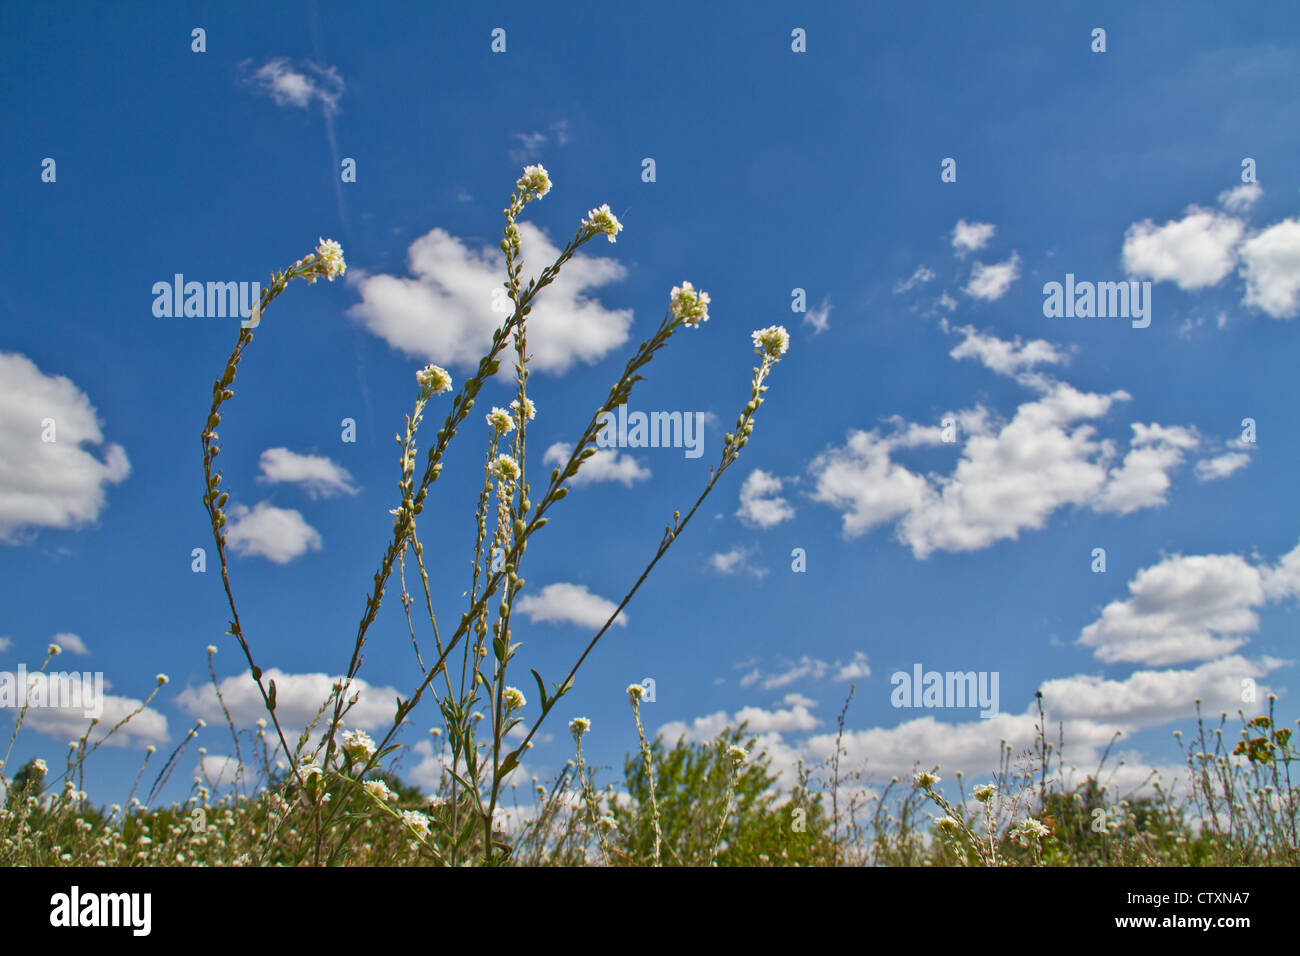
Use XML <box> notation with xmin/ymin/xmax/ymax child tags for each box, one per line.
<box><xmin>2</xmin><ymin>169</ymin><xmax>1295</xmax><ymax>867</ymax></box>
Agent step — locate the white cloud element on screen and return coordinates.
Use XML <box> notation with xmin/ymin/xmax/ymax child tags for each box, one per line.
<box><xmin>782</xmin><ymin>692</ymin><xmax>817</xmax><ymax>708</ymax></box>
<box><xmin>659</xmin><ymin>703</ymin><xmax>821</xmax><ymax>742</ymax></box>
<box><xmin>1079</xmin><ymin>553</ymin><xmax>1266</xmax><ymax>665</ymax></box>
<box><xmin>197</xmin><ymin>754</ymin><xmax>242</xmax><ymax>787</ymax></box>
<box><xmin>736</xmin><ymin>469</ymin><xmax>794</xmax><ymax>528</ymax></box>
<box><xmin>834</xmin><ymin>651</ymin><xmax>871</xmax><ymax>680</ymax></box>
<box><xmin>176</xmin><ymin>668</ymin><xmax>401</xmax><ymax>732</ymax></box>
<box><xmin>2</xmin><ymin>676</ymin><xmax>168</xmax><ymax>749</ymax></box>
<box><xmin>1238</xmin><ymin>218</ymin><xmax>1300</xmax><ymax>319</ymax></box>
<box><xmin>893</xmin><ymin>266</ymin><xmax>935</xmax><ymax>293</ymax></box>
<box><xmin>408</xmin><ymin>746</ymin><xmax>533</xmax><ymax>794</ymax></box>
<box><xmin>669</xmin><ymin>649</ymin><xmax>1279</xmax><ymax>790</ymax></box>
<box><xmin>542</xmin><ymin>442</ymin><xmax>649</xmax><ymax>487</ymax></box>
<box><xmin>810</xmin><ymin>328</ymin><xmax>1200</xmax><ymax>558</ymax></box>
<box><xmin>708</xmin><ymin>546</ymin><xmax>766</xmax><ymax>578</ymax></box>
<box><xmin>1041</xmin><ymin>655</ymin><xmax>1283</xmax><ymax>727</ymax></box>
<box><xmin>1218</xmin><ymin>183</ymin><xmax>1263</xmax><ymax>215</ymax></box>
<box><xmin>963</xmin><ymin>253</ymin><xmax>1021</xmax><ymax>301</ymax></box>
<box><xmin>946</xmin><ymin>324</ymin><xmax>1066</xmax><ymax>384</ymax></box>
<box><xmin>0</xmin><ymin>636</ymin><xmax>11</xmax><ymax>653</ymax></box>
<box><xmin>1195</xmin><ymin>451</ymin><xmax>1250</xmax><ymax>482</ymax></box>
<box><xmin>349</xmin><ymin>223</ymin><xmax>633</xmax><ymax>376</ymax></box>
<box><xmin>515</xmin><ymin>582</ymin><xmax>626</xmax><ymax>630</ymax></box>
<box><xmin>510</xmin><ymin>130</ymin><xmax>548</xmax><ymax>160</ymax></box>
<box><xmin>258</xmin><ymin>448</ymin><xmax>358</xmax><ymax>498</ymax></box>
<box><xmin>1092</xmin><ymin>423</ymin><xmax>1200</xmax><ymax>515</ymax></box>
<box><xmin>508</xmin><ymin>122</ymin><xmax>569</xmax><ymax>162</ymax></box>
<box><xmin>739</xmin><ymin>704</ymin><xmax>822</xmax><ymax>734</ymax></box>
<box><xmin>0</xmin><ymin>353</ymin><xmax>130</xmax><ymax>543</ymax></box>
<box><xmin>804</xmin><ymin>297</ymin><xmax>832</xmax><ymax>334</ymax></box>
<box><xmin>739</xmin><ymin>656</ymin><xmax>829</xmax><ymax>690</ymax></box>
<box><xmin>50</xmin><ymin>632</ymin><xmax>89</xmax><ymax>655</ymax></box>
<box><xmin>1122</xmin><ymin>207</ymin><xmax>1244</xmax><ymax>290</ymax></box>
<box><xmin>225</xmin><ymin>501</ymin><xmax>322</xmax><ymax>564</ymax></box>
<box><xmin>951</xmin><ymin>220</ymin><xmax>996</xmax><ymax>255</ymax></box>
<box><xmin>244</xmin><ymin>58</ymin><xmax>343</xmax><ymax>113</ymax></box>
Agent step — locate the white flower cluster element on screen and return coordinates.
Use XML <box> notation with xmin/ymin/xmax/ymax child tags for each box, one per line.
<box><xmin>517</xmin><ymin>164</ymin><xmax>552</xmax><ymax>201</ymax></box>
<box><xmin>416</xmin><ymin>364</ymin><xmax>453</xmax><ymax>396</ymax></box>
<box><xmin>1013</xmin><ymin>817</ymin><xmax>1050</xmax><ymax>844</ymax></box>
<box><xmin>504</xmin><ymin>687</ymin><xmax>527</xmax><ymax>710</ymax></box>
<box><xmin>486</xmin><ymin>407</ymin><xmax>514</xmax><ymax>435</ymax></box>
<box><xmin>309</xmin><ymin>238</ymin><xmax>346</xmax><ymax>283</ymax></box>
<box><xmin>401</xmin><ymin>810</ymin><xmax>431</xmax><ymax>837</ymax></box>
<box><xmin>670</xmin><ymin>282</ymin><xmax>710</xmax><ymax>327</ymax></box>
<box><xmin>492</xmin><ymin>453</ymin><xmax>521</xmax><ymax>483</ymax></box>
<box><xmin>751</xmin><ymin>325</ymin><xmax>790</xmax><ymax>359</ymax></box>
<box><xmin>583</xmin><ymin>204</ymin><xmax>623</xmax><ymax>242</ymax></box>
<box><xmin>342</xmin><ymin>729</ymin><xmax>376</xmax><ymax>760</ymax></box>
<box><xmin>363</xmin><ymin>779</ymin><xmax>396</xmax><ymax>802</ymax></box>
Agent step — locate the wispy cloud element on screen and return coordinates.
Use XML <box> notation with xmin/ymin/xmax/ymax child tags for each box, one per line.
<box><xmin>242</xmin><ymin>58</ymin><xmax>344</xmax><ymax>114</ymax></box>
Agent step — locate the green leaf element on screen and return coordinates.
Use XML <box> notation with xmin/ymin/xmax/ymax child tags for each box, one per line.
<box><xmin>497</xmin><ymin>750</ymin><xmax>520</xmax><ymax>781</ymax></box>
<box><xmin>530</xmin><ymin>668</ymin><xmax>549</xmax><ymax>711</ymax></box>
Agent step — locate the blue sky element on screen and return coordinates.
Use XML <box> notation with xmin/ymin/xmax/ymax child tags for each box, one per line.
<box><xmin>2</xmin><ymin>1</ymin><xmax>1299</xmax><ymax>809</ymax></box>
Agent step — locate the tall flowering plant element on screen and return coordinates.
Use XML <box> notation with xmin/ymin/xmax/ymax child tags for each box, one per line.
<box><xmin>200</xmin><ymin>167</ymin><xmax>790</xmax><ymax>864</ymax></box>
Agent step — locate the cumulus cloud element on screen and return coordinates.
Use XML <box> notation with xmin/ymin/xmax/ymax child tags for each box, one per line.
<box><xmin>963</xmin><ymin>253</ymin><xmax>1021</xmax><ymax>301</ymax></box>
<box><xmin>0</xmin><ymin>352</ymin><xmax>130</xmax><ymax>543</ymax></box>
<box><xmin>197</xmin><ymin>754</ymin><xmax>242</xmax><ymax>787</ymax></box>
<box><xmin>1218</xmin><ymin>183</ymin><xmax>1262</xmax><ymax>215</ymax></box>
<box><xmin>809</xmin><ymin>327</ymin><xmax>1200</xmax><ymax>558</ymax></box>
<box><xmin>258</xmin><ymin>448</ymin><xmax>358</xmax><ymax>498</ymax></box>
<box><xmin>225</xmin><ymin>501</ymin><xmax>322</xmax><ymax>564</ymax></box>
<box><xmin>834</xmin><ymin>651</ymin><xmax>871</xmax><ymax>680</ymax></box>
<box><xmin>409</xmin><ymin>746</ymin><xmax>532</xmax><ymax>794</ymax></box>
<box><xmin>663</xmin><ymin>650</ymin><xmax>1279</xmax><ymax>791</ymax></box>
<box><xmin>1195</xmin><ymin>451</ymin><xmax>1250</xmax><ymax>482</ymax></box>
<box><xmin>736</xmin><ymin>469</ymin><xmax>794</xmax><ymax>528</ymax></box>
<box><xmin>50</xmin><ymin>632</ymin><xmax>89</xmax><ymax>655</ymax></box>
<box><xmin>0</xmin><ymin>636</ymin><xmax>11</xmax><ymax>653</ymax></box>
<box><xmin>243</xmin><ymin>58</ymin><xmax>344</xmax><ymax>113</ymax></box>
<box><xmin>542</xmin><ymin>442</ymin><xmax>649</xmax><ymax>487</ymax></box>
<box><xmin>1076</xmin><ymin>548</ymin><xmax>1297</xmax><ymax>666</ymax></box>
<box><xmin>176</xmin><ymin>668</ymin><xmax>401</xmax><ymax>732</ymax></box>
<box><xmin>1092</xmin><ymin>423</ymin><xmax>1200</xmax><ymax>515</ymax></box>
<box><xmin>515</xmin><ymin>582</ymin><xmax>626</xmax><ymax>630</ymax></box>
<box><xmin>946</xmin><ymin>324</ymin><xmax>1066</xmax><ymax>384</ymax></box>
<box><xmin>951</xmin><ymin>220</ymin><xmax>996</xmax><ymax>256</ymax></box>
<box><xmin>1041</xmin><ymin>655</ymin><xmax>1283</xmax><ymax>726</ymax></box>
<box><xmin>708</xmin><ymin>546</ymin><xmax>766</xmax><ymax>578</ymax></box>
<box><xmin>2</xmin><ymin>675</ymin><xmax>168</xmax><ymax>749</ymax></box>
<box><xmin>1238</xmin><ymin>218</ymin><xmax>1300</xmax><ymax>319</ymax></box>
<box><xmin>349</xmin><ymin>223</ymin><xmax>633</xmax><ymax>376</ymax></box>
<box><xmin>1122</xmin><ymin>207</ymin><xmax>1244</xmax><ymax>290</ymax></box>
<box><xmin>660</xmin><ymin>703</ymin><xmax>821</xmax><ymax>742</ymax></box>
